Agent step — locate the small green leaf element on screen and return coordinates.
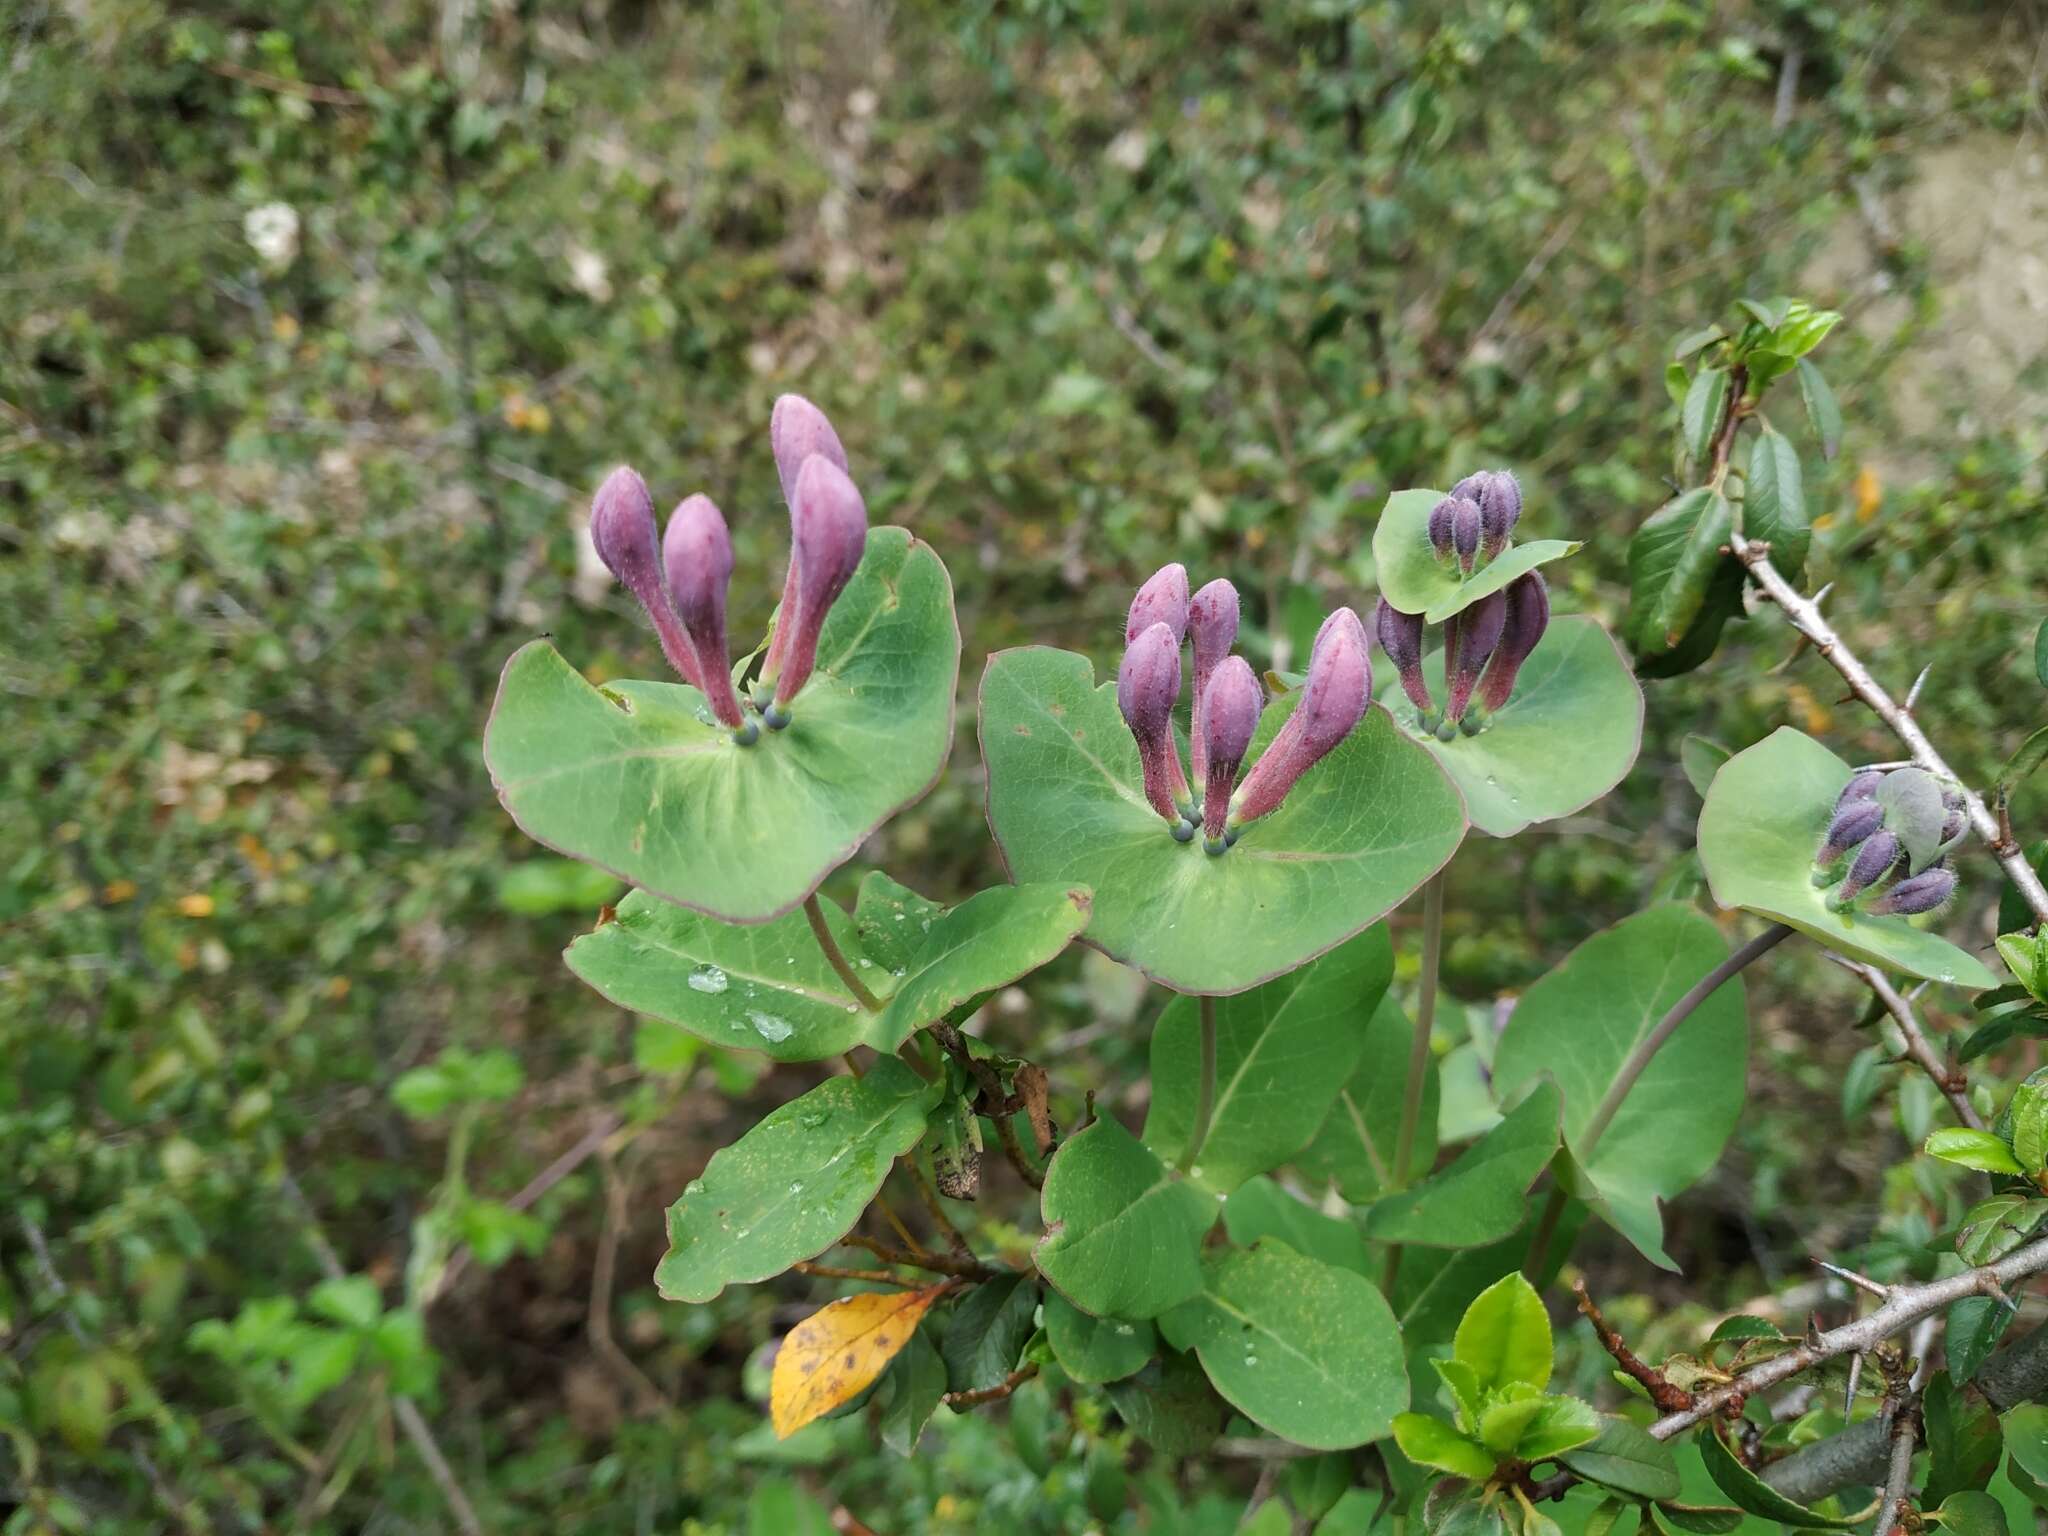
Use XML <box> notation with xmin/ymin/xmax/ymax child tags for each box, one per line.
<box><xmin>1933</xmin><ymin>1490</ymin><xmax>2009</xmax><ymax>1536</ymax></box>
<box><xmin>1042</xmin><ymin>1290</ymin><xmax>1155</xmax><ymax>1385</ymax></box>
<box><xmin>1362</xmin><ymin>1081</ymin><xmax>1561</xmax><ymax>1248</ymax></box>
<box><xmin>1035</xmin><ymin>1115</ymin><xmax>1218</xmax><ymax>1320</ymax></box>
<box><xmin>1672</xmin><ymin>325</ymin><xmax>1727</xmax><ymax>361</ymax></box>
<box><xmin>1737</xmin><ymin>297</ymin><xmax>1792</xmax><ymax>332</ymax></box>
<box><xmin>875</xmin><ymin>1329</ymin><xmax>946</xmax><ymax>1456</ymax></box>
<box><xmin>1954</xmin><ymin>1195</ymin><xmax>2048</xmax><ymax>1265</ymax></box>
<box><xmin>1925</xmin><ymin>1128</ymin><xmax>2023</xmax><ymax>1176</ymax></box>
<box><xmin>1772</xmin><ymin>300</ymin><xmax>1843</xmax><ymax>359</ymax></box>
<box><xmin>1653</xmin><ymin>1503</ymin><xmax>1745</xmax><ymax>1535</ymax></box>
<box><xmin>654</xmin><ymin>1058</ymin><xmax>942</xmax><ymax>1302</ymax></box>
<box><xmin>1997</xmin><ymin>933</ymin><xmax>2048</xmax><ymax>1003</ymax></box>
<box><xmin>1585</xmin><ymin>1498</ymin><xmax>1630</xmax><ymax>1536</ymax></box>
<box><xmin>1432</xmin><ymin>1357</ymin><xmax>1484</xmax><ymax>1432</ymax></box>
<box><xmin>2005</xmin><ymin>1403</ymin><xmax>2048</xmax><ymax>1486</ymax></box>
<box><xmin>1998</xmin><ymin>726</ymin><xmax>2048</xmax><ymax>797</ymax></box>
<box><xmin>496</xmin><ymin>858</ymin><xmax>624</xmax><ymax>915</ymax></box>
<box><xmin>1477</xmin><ymin>1391</ymin><xmax>1547</xmax><ymax>1454</ymax></box>
<box><xmin>1516</xmin><ymin>1395</ymin><xmax>1604</xmax><ymax>1459</ymax></box>
<box><xmin>1626</xmin><ymin>489</ymin><xmax>1735</xmax><ymax>656</ymax></box>
<box><xmin>941</xmin><ymin>1274</ymin><xmax>1039</xmax><ymax>1393</ymax></box>
<box><xmin>1681</xmin><ymin>368</ymin><xmax>1731</xmax><ymax>464</ymax></box>
<box><xmin>1665</xmin><ymin>362</ymin><xmax>1691</xmax><ymax>406</ymax></box>
<box><xmin>1105</xmin><ymin>1351</ymin><xmax>1228</xmax><ymax>1456</ymax></box>
<box><xmin>1742</xmin><ymin>429</ymin><xmax>1809</xmax><ymax>582</ymax></box>
<box><xmin>1453</xmin><ymin>1273</ymin><xmax>1552</xmax><ymax>1395</ymax></box>
<box><xmin>2014</xmin><ymin>1087</ymin><xmax>2048</xmax><ymax>1177</ymax></box>
<box><xmin>1557</xmin><ymin>1417</ymin><xmax>1682</xmax><ymax>1500</ymax></box>
<box><xmin>1708</xmin><ymin>1314</ymin><xmax>1785</xmax><ymax>1344</ymax></box>
<box><xmin>1392</xmin><ymin>1412</ymin><xmax>1497</xmax><ymax>1479</ymax></box>
<box><xmin>1796</xmin><ymin>359</ymin><xmax>1843</xmax><ymax>459</ymax></box>
<box><xmin>1698</xmin><ymin>1426</ymin><xmax>1863</xmax><ymax>1528</ymax></box>
<box><xmin>2035</xmin><ymin>619</ymin><xmax>2048</xmax><ymax>690</ymax></box>
<box><xmin>1681</xmin><ymin>735</ymin><xmax>1732</xmax><ymax>799</ymax></box>
<box><xmin>1949</xmin><ymin>1296</ymin><xmax>2015</xmax><ymax>1384</ymax></box>
<box><xmin>1924</xmin><ymin>1371</ymin><xmax>2003</xmax><ymax>1505</ymax></box>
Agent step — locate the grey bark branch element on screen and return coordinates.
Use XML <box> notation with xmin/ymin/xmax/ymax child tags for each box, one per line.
<box><xmin>1728</xmin><ymin>531</ymin><xmax>2048</xmax><ymax>927</ymax></box>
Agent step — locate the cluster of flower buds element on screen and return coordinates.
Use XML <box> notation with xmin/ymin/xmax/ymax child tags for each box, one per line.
<box><xmin>587</xmin><ymin>395</ymin><xmax>868</xmax><ymax>746</ymax></box>
<box><xmin>1812</xmin><ymin>766</ymin><xmax>1966</xmax><ymax>916</ymax></box>
<box><xmin>1428</xmin><ymin>470</ymin><xmax>1523</xmax><ymax>575</ymax></box>
<box><xmin>1373</xmin><ymin>573</ymin><xmax>1550</xmax><ymax>740</ymax></box>
<box><xmin>1115</xmin><ymin>566</ymin><xmax>1371</xmax><ymax>855</ymax></box>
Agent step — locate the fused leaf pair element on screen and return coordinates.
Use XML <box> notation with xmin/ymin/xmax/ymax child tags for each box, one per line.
<box><xmin>1813</xmin><ymin>765</ymin><xmax>1964</xmax><ymax>916</ymax></box>
<box><xmin>590</xmin><ymin>395</ymin><xmax>867</xmax><ymax>738</ymax></box>
<box><xmin>1117</xmin><ymin>565</ymin><xmax>1370</xmax><ymax>852</ymax></box>
<box><xmin>1376</xmin><ymin>572</ymin><xmax>1550</xmax><ymax>737</ymax></box>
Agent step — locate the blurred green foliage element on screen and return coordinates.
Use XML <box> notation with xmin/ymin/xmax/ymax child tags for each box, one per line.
<box><xmin>4</xmin><ymin>0</ymin><xmax>2045</xmax><ymax>1530</ymax></box>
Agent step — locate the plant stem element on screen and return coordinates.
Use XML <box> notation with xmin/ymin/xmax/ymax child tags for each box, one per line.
<box><xmin>1391</xmin><ymin>870</ymin><xmax>1447</xmax><ymax>1190</ymax></box>
<box><xmin>1383</xmin><ymin>869</ymin><xmax>1448</xmax><ymax>1295</ymax></box>
<box><xmin>1179</xmin><ymin>994</ymin><xmax>1219</xmax><ymax>1175</ymax></box>
<box><xmin>1522</xmin><ymin>1185</ymin><xmax>1569</xmax><ymax>1283</ymax></box>
<box><xmin>1577</xmin><ymin>922</ymin><xmax>1793</xmax><ymax>1162</ymax></box>
<box><xmin>804</xmin><ymin>893</ymin><xmax>883</xmax><ymax>1011</ymax></box>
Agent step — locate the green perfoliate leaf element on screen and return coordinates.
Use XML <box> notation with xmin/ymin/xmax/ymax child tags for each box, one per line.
<box><xmin>568</xmin><ymin>891</ymin><xmax>872</xmax><ymax>1061</ymax></box>
<box><xmin>1681</xmin><ymin>368</ymin><xmax>1730</xmax><ymax>464</ymax></box>
<box><xmin>1492</xmin><ymin>906</ymin><xmax>1749</xmax><ymax>1269</ymax></box>
<box><xmin>1159</xmin><ymin>1242</ymin><xmax>1406</xmax><ymax>1449</ymax></box>
<box><xmin>1223</xmin><ymin>1177</ymin><xmax>1372</xmax><ymax>1276</ymax></box>
<box><xmin>1392</xmin><ymin>1413</ymin><xmax>1496</xmax><ymax>1479</ymax></box>
<box><xmin>979</xmin><ymin>647</ymin><xmax>1466</xmax><ymax>995</ymax></box>
<box><xmin>1371</xmin><ymin>488</ymin><xmax>1583</xmax><ymax>623</ymax></box>
<box><xmin>1043</xmin><ymin>1290</ymin><xmax>1156</xmax><ymax>1385</ymax></box>
<box><xmin>1361</xmin><ymin>1080</ymin><xmax>1561</xmax><ymax>1248</ymax></box>
<box><xmin>1742</xmin><ymin>429</ymin><xmax>1810</xmax><ymax>582</ymax></box>
<box><xmin>1381</xmin><ymin>618</ymin><xmax>1645</xmax><ymax>838</ymax></box>
<box><xmin>1145</xmin><ymin>927</ymin><xmax>1392</xmax><ymax>1194</ymax></box>
<box><xmin>1453</xmin><ymin>1273</ymin><xmax>1551</xmax><ymax>1395</ymax></box>
<box><xmin>1625</xmin><ymin>489</ymin><xmax>1733</xmax><ymax>656</ymax></box>
<box><xmin>1559</xmin><ymin>1417</ymin><xmax>1682</xmax><ymax>1500</ymax></box>
<box><xmin>1925</xmin><ymin>1128</ymin><xmax>2024</xmax><ymax>1176</ymax></box>
<box><xmin>1696</xmin><ymin>729</ymin><xmax>1997</xmax><ymax>987</ymax></box>
<box><xmin>1034</xmin><ymin>1115</ymin><xmax>1218</xmax><ymax>1320</ymax></box>
<box><xmin>485</xmin><ymin>528</ymin><xmax>959</xmax><ymax>922</ymax></box>
<box><xmin>654</xmin><ymin>1057</ymin><xmax>942</xmax><ymax>1301</ymax></box>
<box><xmin>1796</xmin><ymin>358</ymin><xmax>1843</xmax><ymax>459</ymax></box>
<box><xmin>1296</xmin><ymin>995</ymin><xmax>1434</xmax><ymax>1203</ymax></box>
<box><xmin>867</xmin><ymin>882</ymin><xmax>1092</xmax><ymax>1050</ymax></box>
<box><xmin>1698</xmin><ymin>1427</ymin><xmax>1862</xmax><ymax>1528</ymax></box>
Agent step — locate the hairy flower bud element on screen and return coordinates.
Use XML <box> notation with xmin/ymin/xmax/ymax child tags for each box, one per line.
<box><xmin>1230</xmin><ymin>608</ymin><xmax>1370</xmax><ymax>828</ymax></box>
<box><xmin>1833</xmin><ymin>829</ymin><xmax>1903</xmax><ymax>907</ymax></box>
<box><xmin>1375</xmin><ymin>597</ymin><xmax>1432</xmax><ymax>714</ymax></box>
<box><xmin>1475</xmin><ymin>572</ymin><xmax>1549</xmax><ymax>713</ymax></box>
<box><xmin>1815</xmin><ymin>798</ymin><xmax>1885</xmax><ymax>873</ymax></box>
<box><xmin>1476</xmin><ymin>471</ymin><xmax>1522</xmax><ymax>561</ymax></box>
<box><xmin>591</xmin><ymin>465</ymin><xmax>703</xmax><ymax>688</ymax></box>
<box><xmin>1187</xmin><ymin>577</ymin><xmax>1240</xmax><ymax>783</ymax></box>
<box><xmin>1119</xmin><ymin>621</ymin><xmax>1192</xmax><ymax>826</ymax></box>
<box><xmin>663</xmin><ymin>495</ymin><xmax>748</xmax><ymax>731</ymax></box>
<box><xmin>768</xmin><ymin>455</ymin><xmax>868</xmax><ymax>716</ymax></box>
<box><xmin>761</xmin><ymin>396</ymin><xmax>852</xmax><ymax>692</ymax></box>
<box><xmin>1865</xmin><ymin>863</ymin><xmax>1957</xmax><ymax>916</ymax></box>
<box><xmin>1452</xmin><ymin>498</ymin><xmax>1483</xmax><ymax>575</ymax></box>
<box><xmin>1200</xmin><ymin>657</ymin><xmax>1261</xmax><ymax>850</ymax></box>
<box><xmin>1127</xmin><ymin>563</ymin><xmax>1191</xmax><ymax>645</ymax></box>
<box><xmin>1835</xmin><ymin>769</ymin><xmax>1885</xmax><ymax>810</ymax></box>
<box><xmin>1443</xmin><ymin>590</ymin><xmax>1507</xmax><ymax>724</ymax></box>
<box><xmin>1427</xmin><ymin>497</ymin><xmax>1458</xmax><ymax>564</ymax></box>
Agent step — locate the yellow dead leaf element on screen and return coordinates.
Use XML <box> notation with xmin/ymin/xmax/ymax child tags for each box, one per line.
<box><xmin>770</xmin><ymin>1284</ymin><xmax>945</xmax><ymax>1439</ymax></box>
<box><xmin>1853</xmin><ymin>466</ymin><xmax>1881</xmax><ymax>523</ymax></box>
<box><xmin>175</xmin><ymin>893</ymin><xmax>215</xmax><ymax>918</ymax></box>
<box><xmin>102</xmin><ymin>879</ymin><xmax>138</xmax><ymax>904</ymax></box>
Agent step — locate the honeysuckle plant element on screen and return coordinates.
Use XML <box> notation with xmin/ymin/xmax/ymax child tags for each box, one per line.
<box><xmin>483</xmin><ymin>297</ymin><xmax>2048</xmax><ymax>1534</ymax></box>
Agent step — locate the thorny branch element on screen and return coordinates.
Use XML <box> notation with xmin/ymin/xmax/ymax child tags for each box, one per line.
<box><xmin>1573</xmin><ymin>1279</ymin><xmax>1694</xmax><ymax>1413</ymax></box>
<box><xmin>836</xmin><ymin>1233</ymin><xmax>1005</xmax><ymax>1282</ymax></box>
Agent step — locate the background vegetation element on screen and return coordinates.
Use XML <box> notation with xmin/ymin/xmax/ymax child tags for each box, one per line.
<box><xmin>4</xmin><ymin>1</ymin><xmax>2045</xmax><ymax>1530</ymax></box>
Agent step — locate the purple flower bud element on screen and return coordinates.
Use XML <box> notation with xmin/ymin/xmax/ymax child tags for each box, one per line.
<box><xmin>1443</xmin><ymin>590</ymin><xmax>1507</xmax><ymax>723</ymax></box>
<box><xmin>1230</xmin><ymin>608</ymin><xmax>1370</xmax><ymax>827</ymax></box>
<box><xmin>1188</xmin><ymin>578</ymin><xmax>1240</xmax><ymax>783</ymax></box>
<box><xmin>769</xmin><ymin>394</ymin><xmax>850</xmax><ymax>510</ymax></box>
<box><xmin>1427</xmin><ymin>497</ymin><xmax>1458</xmax><ymax>564</ymax></box>
<box><xmin>1119</xmin><ymin>621</ymin><xmax>1191</xmax><ymax>825</ymax></box>
<box><xmin>1200</xmin><ymin>657</ymin><xmax>1261</xmax><ymax>848</ymax></box>
<box><xmin>1375</xmin><ymin>597</ymin><xmax>1432</xmax><ymax>714</ymax></box>
<box><xmin>1834</xmin><ymin>829</ymin><xmax>1904</xmax><ymax>906</ymax></box>
<box><xmin>663</xmin><ymin>495</ymin><xmax>747</xmax><ymax>730</ymax></box>
<box><xmin>769</xmin><ymin>455</ymin><xmax>868</xmax><ymax>712</ymax></box>
<box><xmin>761</xmin><ymin>397</ymin><xmax>852</xmax><ymax>691</ymax></box>
<box><xmin>591</xmin><ymin>465</ymin><xmax>703</xmax><ymax>688</ymax></box>
<box><xmin>1451</xmin><ymin>499</ymin><xmax>1483</xmax><ymax>575</ymax></box>
<box><xmin>1816</xmin><ymin>798</ymin><xmax>1885</xmax><ymax>870</ymax></box>
<box><xmin>1475</xmin><ymin>573</ymin><xmax>1549</xmax><ymax>713</ymax></box>
<box><xmin>1835</xmin><ymin>769</ymin><xmax>1884</xmax><ymax>810</ymax></box>
<box><xmin>1865</xmin><ymin>864</ymin><xmax>1957</xmax><ymax>916</ymax></box>
<box><xmin>1477</xmin><ymin>471</ymin><xmax>1522</xmax><ymax>561</ymax></box>
<box><xmin>1126</xmin><ymin>563</ymin><xmax>1191</xmax><ymax>645</ymax></box>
